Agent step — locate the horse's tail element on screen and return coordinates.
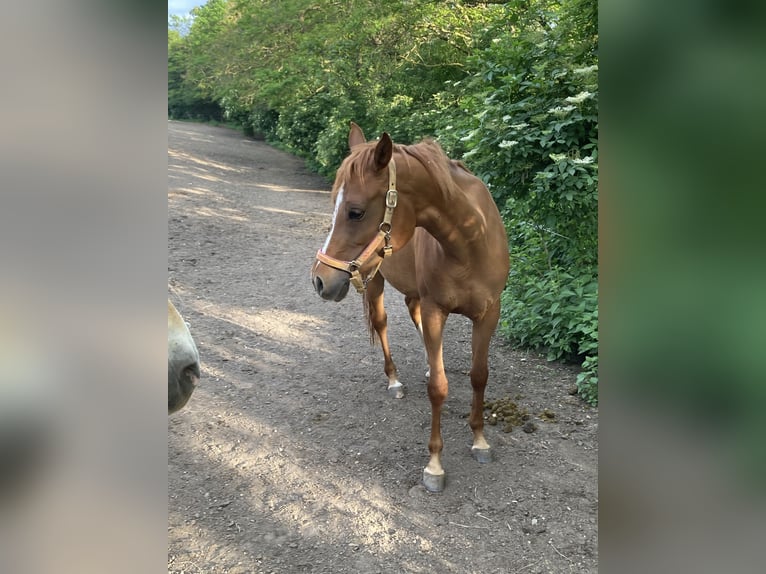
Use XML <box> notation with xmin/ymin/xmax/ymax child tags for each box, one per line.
<box><xmin>363</xmin><ymin>291</ymin><xmax>380</xmax><ymax>347</ymax></box>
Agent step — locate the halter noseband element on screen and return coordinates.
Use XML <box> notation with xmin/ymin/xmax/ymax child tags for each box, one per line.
<box><xmin>315</xmin><ymin>159</ymin><xmax>398</xmax><ymax>294</ymax></box>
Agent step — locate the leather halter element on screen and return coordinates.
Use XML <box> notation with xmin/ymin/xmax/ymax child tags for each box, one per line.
<box><xmin>315</xmin><ymin>159</ymin><xmax>398</xmax><ymax>293</ymax></box>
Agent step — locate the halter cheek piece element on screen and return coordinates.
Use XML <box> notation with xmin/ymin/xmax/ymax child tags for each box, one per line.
<box><xmin>316</xmin><ymin>160</ymin><xmax>398</xmax><ymax>294</ymax></box>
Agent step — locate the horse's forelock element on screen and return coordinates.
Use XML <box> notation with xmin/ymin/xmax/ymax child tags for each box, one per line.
<box><xmin>336</xmin><ymin>142</ymin><xmax>379</xmax><ymax>190</ymax></box>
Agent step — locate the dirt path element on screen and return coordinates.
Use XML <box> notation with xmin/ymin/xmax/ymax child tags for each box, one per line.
<box><xmin>168</xmin><ymin>121</ymin><xmax>598</xmax><ymax>574</ymax></box>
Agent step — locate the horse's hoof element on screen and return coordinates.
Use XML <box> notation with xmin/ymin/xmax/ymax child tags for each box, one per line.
<box><xmin>387</xmin><ymin>382</ymin><xmax>405</xmax><ymax>399</ymax></box>
<box><xmin>471</xmin><ymin>447</ymin><xmax>492</xmax><ymax>464</ymax></box>
<box><xmin>422</xmin><ymin>468</ymin><xmax>445</xmax><ymax>493</ymax></box>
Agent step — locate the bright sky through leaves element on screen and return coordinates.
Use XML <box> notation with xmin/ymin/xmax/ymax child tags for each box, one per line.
<box><xmin>168</xmin><ymin>0</ymin><xmax>205</xmax><ymax>17</ymax></box>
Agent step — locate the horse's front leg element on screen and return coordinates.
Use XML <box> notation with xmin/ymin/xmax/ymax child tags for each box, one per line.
<box><xmin>364</xmin><ymin>273</ymin><xmax>404</xmax><ymax>398</ymax></box>
<box><xmin>468</xmin><ymin>300</ymin><xmax>502</xmax><ymax>463</ymax></box>
<box><xmin>420</xmin><ymin>303</ymin><xmax>449</xmax><ymax>492</ymax></box>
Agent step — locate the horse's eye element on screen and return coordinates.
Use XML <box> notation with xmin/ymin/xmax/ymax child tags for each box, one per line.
<box><xmin>348</xmin><ymin>208</ymin><xmax>366</xmax><ymax>221</ymax></box>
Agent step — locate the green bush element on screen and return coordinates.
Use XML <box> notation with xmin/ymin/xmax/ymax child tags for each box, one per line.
<box><xmin>314</xmin><ymin>115</ymin><xmax>355</xmax><ymax>177</ymax></box>
<box><xmin>275</xmin><ymin>93</ymin><xmax>336</xmax><ymax>157</ymax></box>
<box><xmin>576</xmin><ymin>356</ymin><xmax>598</xmax><ymax>407</ymax></box>
<box><xmin>246</xmin><ymin>106</ymin><xmax>279</xmax><ymax>140</ymax></box>
<box><xmin>500</xmin><ymin>269</ymin><xmax>597</xmax><ymax>361</ymax></box>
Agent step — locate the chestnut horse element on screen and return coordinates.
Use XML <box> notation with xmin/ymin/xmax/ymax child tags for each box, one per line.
<box><xmin>168</xmin><ymin>299</ymin><xmax>200</xmax><ymax>414</ymax></box>
<box><xmin>311</xmin><ymin>123</ymin><xmax>509</xmax><ymax>492</ymax></box>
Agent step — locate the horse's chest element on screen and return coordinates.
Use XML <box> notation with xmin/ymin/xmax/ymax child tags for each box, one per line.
<box><xmin>420</xmin><ymin>267</ymin><xmax>486</xmax><ymax>316</ymax></box>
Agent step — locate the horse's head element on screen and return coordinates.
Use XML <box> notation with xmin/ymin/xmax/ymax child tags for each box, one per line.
<box><xmin>311</xmin><ymin>123</ymin><xmax>413</xmax><ymax>301</ymax></box>
<box><xmin>168</xmin><ymin>300</ymin><xmax>200</xmax><ymax>414</ymax></box>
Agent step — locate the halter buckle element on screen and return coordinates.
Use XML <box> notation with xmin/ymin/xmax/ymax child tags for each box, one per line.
<box><xmin>386</xmin><ymin>189</ymin><xmax>398</xmax><ymax>208</ymax></box>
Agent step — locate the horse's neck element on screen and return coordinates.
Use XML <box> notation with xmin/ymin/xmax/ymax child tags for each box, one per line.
<box><xmin>406</xmin><ymin>165</ymin><xmax>485</xmax><ymax>260</ymax></box>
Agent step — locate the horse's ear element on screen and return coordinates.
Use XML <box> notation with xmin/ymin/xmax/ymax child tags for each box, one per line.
<box><xmin>374</xmin><ymin>133</ymin><xmax>392</xmax><ymax>171</ymax></box>
<box><xmin>349</xmin><ymin>122</ymin><xmax>366</xmax><ymax>148</ymax></box>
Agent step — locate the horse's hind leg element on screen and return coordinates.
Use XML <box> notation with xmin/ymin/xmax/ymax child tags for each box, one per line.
<box><xmin>404</xmin><ymin>295</ymin><xmax>429</xmax><ymax>379</ymax></box>
<box><xmin>468</xmin><ymin>300</ymin><xmax>502</xmax><ymax>464</ymax></box>
<box><xmin>365</xmin><ymin>273</ymin><xmax>405</xmax><ymax>398</ymax></box>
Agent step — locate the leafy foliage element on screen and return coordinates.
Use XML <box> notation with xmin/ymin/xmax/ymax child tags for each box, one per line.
<box><xmin>168</xmin><ymin>0</ymin><xmax>598</xmax><ymax>405</ymax></box>
<box><xmin>168</xmin><ymin>10</ymin><xmax>222</xmax><ymax>121</ymax></box>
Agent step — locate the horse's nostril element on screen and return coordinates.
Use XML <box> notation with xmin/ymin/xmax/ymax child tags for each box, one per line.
<box><xmin>314</xmin><ymin>276</ymin><xmax>324</xmax><ymax>295</ymax></box>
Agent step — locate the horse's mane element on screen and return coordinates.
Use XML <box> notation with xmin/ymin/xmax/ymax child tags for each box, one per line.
<box><xmin>334</xmin><ymin>137</ymin><xmax>466</xmax><ymax>203</ymax></box>
<box><xmin>400</xmin><ymin>139</ymin><xmax>465</xmax><ymax>202</ymax></box>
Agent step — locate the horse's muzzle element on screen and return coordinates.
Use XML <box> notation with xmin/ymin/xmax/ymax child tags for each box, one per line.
<box><xmin>312</xmin><ymin>271</ymin><xmax>350</xmax><ymax>302</ymax></box>
<box><xmin>168</xmin><ymin>360</ymin><xmax>200</xmax><ymax>414</ymax></box>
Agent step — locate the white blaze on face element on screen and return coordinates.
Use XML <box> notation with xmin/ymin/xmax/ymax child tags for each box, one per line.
<box><xmin>321</xmin><ymin>184</ymin><xmax>345</xmax><ymax>253</ymax></box>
